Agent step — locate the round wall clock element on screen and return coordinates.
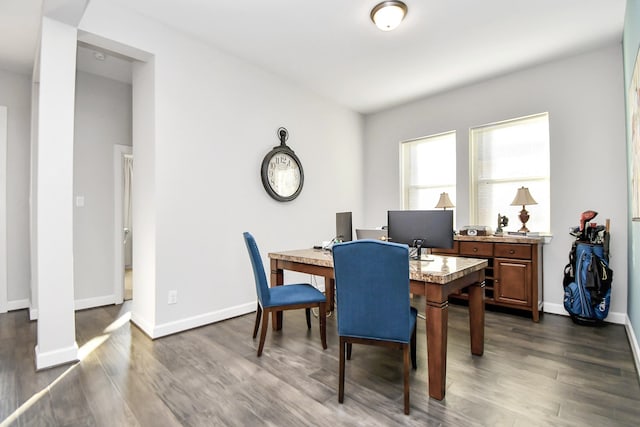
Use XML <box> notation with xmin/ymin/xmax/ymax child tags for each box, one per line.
<box><xmin>261</xmin><ymin>127</ymin><xmax>304</xmax><ymax>202</ymax></box>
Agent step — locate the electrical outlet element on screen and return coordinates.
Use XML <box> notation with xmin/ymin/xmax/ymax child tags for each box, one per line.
<box><xmin>168</xmin><ymin>290</ymin><xmax>177</xmax><ymax>305</ymax></box>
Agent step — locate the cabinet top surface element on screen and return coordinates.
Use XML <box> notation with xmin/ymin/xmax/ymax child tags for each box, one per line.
<box><xmin>455</xmin><ymin>234</ymin><xmax>542</xmax><ymax>244</ymax></box>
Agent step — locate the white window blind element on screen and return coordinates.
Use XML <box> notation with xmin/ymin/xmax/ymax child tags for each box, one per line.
<box><xmin>400</xmin><ymin>131</ymin><xmax>456</xmax><ymax>213</ymax></box>
<box><xmin>470</xmin><ymin>113</ymin><xmax>550</xmax><ymax>233</ymax></box>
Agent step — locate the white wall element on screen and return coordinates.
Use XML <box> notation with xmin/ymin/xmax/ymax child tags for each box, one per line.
<box><xmin>35</xmin><ymin>16</ymin><xmax>78</xmax><ymax>368</ymax></box>
<box><xmin>0</xmin><ymin>69</ymin><xmax>32</xmax><ymax>310</ymax></box>
<box><xmin>623</xmin><ymin>0</ymin><xmax>640</xmax><ymax>373</ymax></box>
<box><xmin>29</xmin><ymin>79</ymin><xmax>39</xmax><ymax>320</ymax></box>
<box><xmin>0</xmin><ymin>105</ymin><xmax>6</xmax><ymax>313</ymax></box>
<box><xmin>73</xmin><ymin>70</ymin><xmax>131</xmax><ymax>308</ymax></box>
<box><xmin>129</xmin><ymin>57</ymin><xmax>157</xmax><ymax>332</ymax></box>
<box><xmin>363</xmin><ymin>44</ymin><xmax>628</xmax><ymax>322</ymax></box>
<box><xmin>79</xmin><ymin>0</ymin><xmax>363</xmax><ymax>337</ymax></box>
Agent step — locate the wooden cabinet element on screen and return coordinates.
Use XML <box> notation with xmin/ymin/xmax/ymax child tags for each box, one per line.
<box><xmin>434</xmin><ymin>235</ymin><xmax>543</xmax><ymax>321</ymax></box>
<box><xmin>495</xmin><ymin>258</ymin><xmax>531</xmax><ymax>306</ymax></box>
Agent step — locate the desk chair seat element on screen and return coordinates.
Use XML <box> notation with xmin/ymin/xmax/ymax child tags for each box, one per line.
<box><xmin>243</xmin><ymin>232</ymin><xmax>327</xmax><ymax>357</ymax></box>
<box><xmin>332</xmin><ymin>239</ymin><xmax>417</xmax><ymax>415</ymax></box>
<box><xmin>265</xmin><ymin>285</ymin><xmax>327</xmax><ymax>307</ymax></box>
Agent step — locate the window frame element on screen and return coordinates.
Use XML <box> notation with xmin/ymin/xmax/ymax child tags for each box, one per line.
<box><xmin>469</xmin><ymin>112</ymin><xmax>550</xmax><ymax>232</ymax></box>
<box><xmin>399</xmin><ymin>130</ymin><xmax>457</xmax><ymax>211</ymax></box>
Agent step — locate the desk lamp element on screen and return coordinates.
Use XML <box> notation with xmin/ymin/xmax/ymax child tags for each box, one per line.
<box><xmin>511</xmin><ymin>187</ymin><xmax>537</xmax><ymax>232</ymax></box>
<box><xmin>435</xmin><ymin>192</ymin><xmax>455</xmax><ymax>210</ymax></box>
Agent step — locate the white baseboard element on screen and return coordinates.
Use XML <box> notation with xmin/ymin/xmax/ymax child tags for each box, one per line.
<box><xmin>35</xmin><ymin>342</ymin><xmax>79</xmax><ymax>370</ymax></box>
<box><xmin>2</xmin><ymin>298</ymin><xmax>36</xmax><ymax>319</ymax></box>
<box><xmin>7</xmin><ymin>294</ymin><xmax>118</xmax><ymax>317</ymax></box>
<box><xmin>130</xmin><ymin>311</ymin><xmax>155</xmax><ymax>339</ymax></box>
<box><xmin>74</xmin><ymin>294</ymin><xmax>117</xmax><ymax>311</ymax></box>
<box><xmin>150</xmin><ymin>302</ymin><xmax>256</xmax><ymax>339</ymax></box>
<box><xmin>625</xmin><ymin>317</ymin><xmax>640</xmax><ymax>383</ymax></box>
<box><xmin>7</xmin><ymin>298</ymin><xmax>30</xmax><ymax>311</ymax></box>
<box><xmin>543</xmin><ymin>302</ymin><xmax>625</xmax><ymax>325</ymax></box>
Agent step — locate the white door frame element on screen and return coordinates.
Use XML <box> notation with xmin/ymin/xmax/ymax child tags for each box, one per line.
<box><xmin>113</xmin><ymin>144</ymin><xmax>132</xmax><ymax>304</ymax></box>
<box><xmin>0</xmin><ymin>106</ymin><xmax>8</xmax><ymax>313</ymax></box>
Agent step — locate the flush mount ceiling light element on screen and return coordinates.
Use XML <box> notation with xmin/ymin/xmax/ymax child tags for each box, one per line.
<box><xmin>370</xmin><ymin>1</ymin><xmax>408</xmax><ymax>31</ymax></box>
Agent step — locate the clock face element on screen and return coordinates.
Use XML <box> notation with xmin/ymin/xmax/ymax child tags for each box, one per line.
<box><xmin>261</xmin><ymin>146</ymin><xmax>304</xmax><ymax>202</ymax></box>
<box><xmin>267</xmin><ymin>152</ymin><xmax>300</xmax><ymax>198</ymax></box>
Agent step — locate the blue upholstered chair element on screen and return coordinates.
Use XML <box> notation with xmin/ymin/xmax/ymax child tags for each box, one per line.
<box><xmin>332</xmin><ymin>239</ymin><xmax>417</xmax><ymax>415</ymax></box>
<box><xmin>243</xmin><ymin>232</ymin><xmax>327</xmax><ymax>357</ymax></box>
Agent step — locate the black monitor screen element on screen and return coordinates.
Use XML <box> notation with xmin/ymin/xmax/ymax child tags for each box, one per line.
<box><xmin>387</xmin><ymin>210</ymin><xmax>454</xmax><ymax>256</ymax></box>
<box><xmin>336</xmin><ymin>212</ymin><xmax>353</xmax><ymax>242</ymax></box>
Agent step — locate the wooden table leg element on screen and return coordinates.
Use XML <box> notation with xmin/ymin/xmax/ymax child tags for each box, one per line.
<box><xmin>468</xmin><ymin>281</ymin><xmax>485</xmax><ymax>356</ymax></box>
<box><xmin>326</xmin><ymin>277</ymin><xmax>335</xmax><ymax>313</ymax></box>
<box><xmin>426</xmin><ymin>298</ymin><xmax>448</xmax><ymax>400</ymax></box>
<box><xmin>270</xmin><ymin>259</ymin><xmax>284</xmax><ymax>330</ymax></box>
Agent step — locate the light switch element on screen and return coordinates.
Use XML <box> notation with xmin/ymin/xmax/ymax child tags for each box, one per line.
<box><xmin>76</xmin><ymin>196</ymin><xmax>85</xmax><ymax>207</ymax></box>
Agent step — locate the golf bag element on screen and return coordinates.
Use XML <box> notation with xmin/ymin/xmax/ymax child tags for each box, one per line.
<box><xmin>563</xmin><ymin>212</ymin><xmax>612</xmax><ymax>325</ymax></box>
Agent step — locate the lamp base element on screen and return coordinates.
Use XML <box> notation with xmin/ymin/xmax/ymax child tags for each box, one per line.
<box><xmin>518</xmin><ymin>206</ymin><xmax>530</xmax><ymax>233</ymax></box>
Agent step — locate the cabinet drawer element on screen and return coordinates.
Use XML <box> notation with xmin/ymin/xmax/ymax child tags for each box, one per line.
<box><xmin>494</xmin><ymin>243</ymin><xmax>531</xmax><ymax>259</ymax></box>
<box><xmin>459</xmin><ymin>241</ymin><xmax>493</xmax><ymax>257</ymax></box>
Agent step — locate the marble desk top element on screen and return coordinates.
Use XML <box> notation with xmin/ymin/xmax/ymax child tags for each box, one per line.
<box><xmin>268</xmin><ymin>248</ymin><xmax>487</xmax><ymax>285</ymax></box>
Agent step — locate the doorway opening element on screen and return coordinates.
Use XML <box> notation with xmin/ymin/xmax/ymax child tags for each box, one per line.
<box><xmin>123</xmin><ymin>153</ymin><xmax>133</xmax><ymax>300</ymax></box>
<box><xmin>114</xmin><ymin>145</ymin><xmax>133</xmax><ymax>303</ymax></box>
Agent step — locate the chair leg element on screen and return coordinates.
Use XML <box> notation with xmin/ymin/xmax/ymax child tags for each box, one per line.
<box><xmin>410</xmin><ymin>326</ymin><xmax>417</xmax><ymax>370</ymax></box>
<box><xmin>346</xmin><ymin>343</ymin><xmax>352</xmax><ymax>360</ymax></box>
<box><xmin>403</xmin><ymin>344</ymin><xmax>410</xmax><ymax>415</ymax></box>
<box><xmin>319</xmin><ymin>302</ymin><xmax>327</xmax><ymax>349</ymax></box>
<box><xmin>257</xmin><ymin>307</ymin><xmax>270</xmax><ymax>357</ymax></box>
<box><xmin>305</xmin><ymin>308</ymin><xmax>311</xmax><ymax>329</ymax></box>
<box><xmin>253</xmin><ymin>303</ymin><xmax>262</xmax><ymax>339</ymax></box>
<box><xmin>339</xmin><ymin>337</ymin><xmax>346</xmax><ymax>404</ymax></box>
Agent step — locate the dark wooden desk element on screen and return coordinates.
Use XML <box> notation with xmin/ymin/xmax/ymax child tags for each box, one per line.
<box><xmin>268</xmin><ymin>248</ymin><xmax>487</xmax><ymax>400</ymax></box>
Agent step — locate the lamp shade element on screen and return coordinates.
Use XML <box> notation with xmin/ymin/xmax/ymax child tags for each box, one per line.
<box><xmin>370</xmin><ymin>1</ymin><xmax>407</xmax><ymax>31</ymax></box>
<box><xmin>510</xmin><ymin>187</ymin><xmax>537</xmax><ymax>206</ymax></box>
<box><xmin>435</xmin><ymin>192</ymin><xmax>455</xmax><ymax>209</ymax></box>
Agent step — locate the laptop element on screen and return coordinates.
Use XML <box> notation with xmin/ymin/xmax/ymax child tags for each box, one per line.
<box><xmin>355</xmin><ymin>228</ymin><xmax>388</xmax><ymax>240</ymax></box>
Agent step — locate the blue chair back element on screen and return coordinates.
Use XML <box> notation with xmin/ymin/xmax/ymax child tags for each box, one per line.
<box><xmin>243</xmin><ymin>232</ymin><xmax>271</xmax><ymax>306</ymax></box>
<box><xmin>332</xmin><ymin>239</ymin><xmax>412</xmax><ymax>343</ymax></box>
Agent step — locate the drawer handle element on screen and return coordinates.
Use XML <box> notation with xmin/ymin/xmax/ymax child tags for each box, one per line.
<box><xmin>473</xmin><ymin>247</ymin><xmax>478</xmax><ymax>252</ymax></box>
<box><xmin>509</xmin><ymin>249</ymin><xmax>515</xmax><ymax>254</ymax></box>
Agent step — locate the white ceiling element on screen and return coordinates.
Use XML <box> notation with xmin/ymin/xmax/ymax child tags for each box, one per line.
<box><xmin>0</xmin><ymin>0</ymin><xmax>627</xmax><ymax>114</ymax></box>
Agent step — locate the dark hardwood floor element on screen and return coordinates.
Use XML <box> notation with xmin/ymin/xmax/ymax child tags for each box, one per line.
<box><xmin>1</xmin><ymin>298</ymin><xmax>639</xmax><ymax>426</ymax></box>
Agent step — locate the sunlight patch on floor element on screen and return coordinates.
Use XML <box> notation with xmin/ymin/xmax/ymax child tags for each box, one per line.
<box><xmin>0</xmin><ymin>308</ymin><xmax>132</xmax><ymax>426</ymax></box>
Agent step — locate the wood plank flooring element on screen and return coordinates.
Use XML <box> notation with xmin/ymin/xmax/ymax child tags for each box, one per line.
<box><xmin>1</xmin><ymin>299</ymin><xmax>639</xmax><ymax>426</ymax></box>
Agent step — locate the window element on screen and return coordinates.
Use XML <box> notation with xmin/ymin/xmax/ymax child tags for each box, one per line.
<box><xmin>400</xmin><ymin>131</ymin><xmax>456</xmax><ymax>212</ymax></box>
<box><xmin>470</xmin><ymin>113</ymin><xmax>550</xmax><ymax>233</ymax></box>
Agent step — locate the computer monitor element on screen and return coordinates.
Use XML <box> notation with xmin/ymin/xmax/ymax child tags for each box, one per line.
<box><xmin>336</xmin><ymin>212</ymin><xmax>353</xmax><ymax>242</ymax></box>
<box><xmin>387</xmin><ymin>210</ymin><xmax>454</xmax><ymax>259</ymax></box>
<box><xmin>355</xmin><ymin>228</ymin><xmax>388</xmax><ymax>240</ymax></box>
